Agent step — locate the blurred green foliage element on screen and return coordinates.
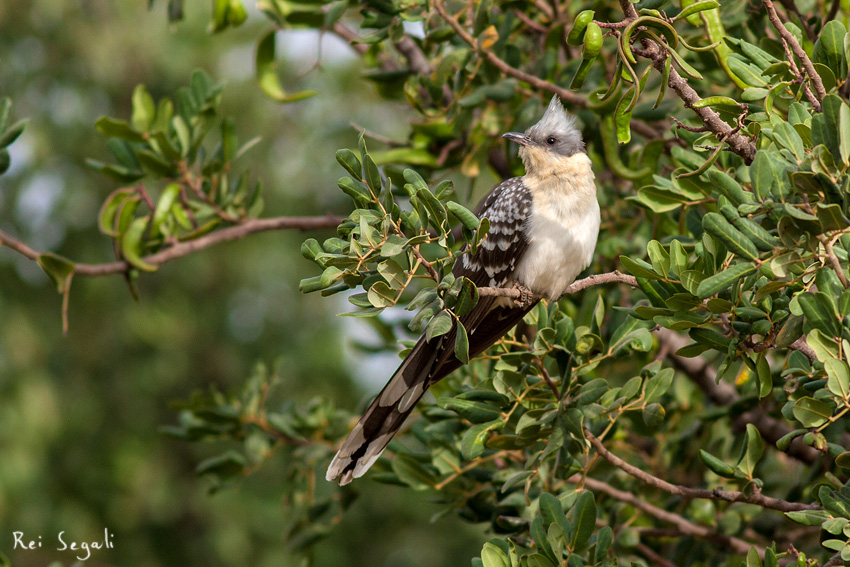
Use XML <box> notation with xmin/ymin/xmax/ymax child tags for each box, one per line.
<box><xmin>7</xmin><ymin>0</ymin><xmax>850</xmax><ymax>566</ymax></box>
<box><xmin>0</xmin><ymin>2</ymin><xmax>483</xmax><ymax>566</ymax></box>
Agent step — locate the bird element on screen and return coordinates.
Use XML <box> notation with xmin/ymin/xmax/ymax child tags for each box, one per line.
<box><xmin>326</xmin><ymin>95</ymin><xmax>600</xmax><ymax>485</ymax></box>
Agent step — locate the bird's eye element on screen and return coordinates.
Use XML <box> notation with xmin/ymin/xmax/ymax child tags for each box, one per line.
<box><xmin>546</xmin><ymin>137</ymin><xmax>557</xmax><ymax>145</ymax></box>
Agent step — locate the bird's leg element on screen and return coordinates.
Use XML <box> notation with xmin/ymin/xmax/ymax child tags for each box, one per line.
<box><xmin>511</xmin><ymin>283</ymin><xmax>536</xmax><ymax>308</ymax></box>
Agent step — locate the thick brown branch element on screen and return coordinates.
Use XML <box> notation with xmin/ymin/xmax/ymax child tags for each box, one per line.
<box><xmin>0</xmin><ymin>215</ymin><xmax>344</xmax><ymax>277</ymax></box>
<box><xmin>568</xmin><ymin>474</ymin><xmax>758</xmax><ymax>556</ymax></box>
<box><xmin>762</xmin><ymin>0</ymin><xmax>826</xmax><ymax>108</ymax></box>
<box><xmin>789</xmin><ymin>337</ymin><xmax>817</xmax><ymax>364</ymax></box>
<box><xmin>478</xmin><ymin>270</ymin><xmax>637</xmax><ymax>300</ymax></box>
<box><xmin>585</xmin><ymin>430</ymin><xmax>819</xmax><ymax>513</ymax></box>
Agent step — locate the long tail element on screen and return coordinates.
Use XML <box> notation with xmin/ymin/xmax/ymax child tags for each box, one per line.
<box><xmin>326</xmin><ymin>335</ymin><xmax>441</xmax><ymax>485</ymax></box>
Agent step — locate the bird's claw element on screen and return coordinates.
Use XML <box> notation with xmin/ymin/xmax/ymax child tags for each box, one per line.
<box><xmin>512</xmin><ymin>283</ymin><xmax>535</xmax><ymax>308</ymax></box>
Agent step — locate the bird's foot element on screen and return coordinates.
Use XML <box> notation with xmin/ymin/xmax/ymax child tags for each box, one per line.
<box><xmin>512</xmin><ymin>283</ymin><xmax>536</xmax><ymax>308</ymax></box>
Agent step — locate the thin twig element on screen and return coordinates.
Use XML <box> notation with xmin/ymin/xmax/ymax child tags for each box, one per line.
<box><xmin>762</xmin><ymin>0</ymin><xmax>826</xmax><ymax>109</ymax></box>
<box><xmin>819</xmin><ymin>234</ymin><xmax>850</xmax><ymax>288</ymax></box>
<box><xmin>567</xmin><ymin>475</ymin><xmax>759</xmax><ymax>556</ymax></box>
<box><xmin>635</xmin><ymin>542</ymin><xmax>679</xmax><ymax>567</ymax></box>
<box><xmin>585</xmin><ymin>430</ymin><xmax>820</xmax><ymax>513</ymax></box>
<box><xmin>0</xmin><ymin>214</ymin><xmax>344</xmax><ymax>277</ymax></box>
<box><xmin>478</xmin><ymin>271</ymin><xmax>638</xmax><ymax>300</ymax></box>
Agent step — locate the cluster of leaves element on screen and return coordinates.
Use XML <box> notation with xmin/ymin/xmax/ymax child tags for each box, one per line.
<box><xmin>89</xmin><ymin>70</ymin><xmax>264</xmax><ymax>273</ymax></box>
<box><xmin>621</xmin><ymin>32</ymin><xmax>850</xmax><ymax>457</ymax></box>
<box><xmin>300</xmin><ymin>134</ymin><xmax>488</xmax><ymax>362</ymax></box>
<box><xmin>163</xmin><ymin>362</ymin><xmax>356</xmax><ymax>551</ymax></box>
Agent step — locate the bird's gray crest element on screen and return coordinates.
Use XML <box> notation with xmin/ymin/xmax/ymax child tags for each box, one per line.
<box><xmin>525</xmin><ymin>95</ymin><xmax>584</xmax><ymax>156</ymax></box>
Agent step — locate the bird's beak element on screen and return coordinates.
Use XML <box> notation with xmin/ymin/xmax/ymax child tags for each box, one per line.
<box><xmin>502</xmin><ymin>132</ymin><xmax>533</xmax><ymax>146</ymax></box>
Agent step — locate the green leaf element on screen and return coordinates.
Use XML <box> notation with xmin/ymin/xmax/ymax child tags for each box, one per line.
<box><xmin>480</xmin><ymin>543</ymin><xmax>510</xmax><ymax>567</ymax></box>
<box><xmin>738</xmin><ymin>424</ymin><xmax>763</xmax><ymax>477</ymax></box>
<box><xmin>131</xmin><ymin>84</ymin><xmax>156</xmax><ymax>131</ymax></box>
<box><xmin>642</xmin><ymin>402</ymin><xmax>665</xmax><ymax>426</ymax></box>
<box><xmin>644</xmin><ymin>367</ymin><xmax>674</xmax><ymax>401</ymax></box>
<box><xmin>195</xmin><ymin>451</ymin><xmax>245</xmax><ymax>479</ymax></box>
<box><xmin>646</xmin><ymin>240</ymin><xmax>670</xmax><ymax>277</ymax></box>
<box><xmin>699</xmin><ymin>449</ymin><xmax>736</xmax><ymax>478</ymax></box>
<box><xmin>0</xmin><ymin>119</ymin><xmax>28</xmax><ymax>148</ymax></box>
<box><xmin>426</xmin><ymin>310</ymin><xmax>453</xmax><ymax>342</ymax></box>
<box><xmin>461</xmin><ymin>420</ymin><xmax>502</xmax><ymax>459</ymax></box>
<box><xmin>525</xmin><ymin>554</ymin><xmax>556</xmax><ymax>567</ymax></box>
<box><xmin>772</xmin><ymin>121</ymin><xmax>805</xmax><ymax>162</ymax></box>
<box><xmin>776</xmin><ymin>429</ymin><xmax>806</xmax><ymax>451</ymax></box>
<box><xmin>826</xmin><ymin>358</ymin><xmax>850</xmax><ymax>399</ymax></box>
<box><xmin>256</xmin><ymin>31</ymin><xmax>319</xmax><ymax>103</ymax></box>
<box><xmin>363</xmin><ymin>154</ymin><xmax>382</xmax><ymax>196</ymax></box>
<box><xmin>813</xmin><ymin>20</ymin><xmax>848</xmax><ymax>79</ymax></box>
<box><xmin>391</xmin><ymin>453</ymin><xmax>437</xmax><ymax>490</ymax></box>
<box><xmin>454</xmin><ymin>277</ymin><xmax>479</xmax><ymax>317</ymax></box>
<box><xmin>539</xmin><ymin>492</ymin><xmax>564</xmax><ymax>527</ymax></box>
<box><xmin>798</xmin><ymin>292</ymin><xmax>841</xmax><ymax>337</ymax></box>
<box><xmin>417</xmin><ymin>187</ymin><xmax>448</xmax><ymax>231</ymax></box>
<box><xmin>37</xmin><ymin>253</ymin><xmax>75</xmax><ymax>293</ymax></box>
<box><xmin>669</xmin><ymin>239</ymin><xmax>688</xmax><ymax>276</ymax></box>
<box><xmin>674</xmin><ymin>0</ymin><xmax>719</xmax><ymax>21</ymax></box>
<box><xmin>455</xmin><ymin>321</ymin><xmax>470</xmax><ymax>363</ymax></box>
<box><xmin>121</xmin><ymin>216</ymin><xmax>159</xmax><ymax>272</ymax></box>
<box><xmin>703</xmin><ymin>212</ymin><xmax>759</xmax><ymax>260</ymax></box>
<box><xmin>756</xmin><ymin>353</ymin><xmax>772</xmax><ymax>399</ymax></box>
<box><xmin>813</xmin><ymin>94</ymin><xmax>843</xmax><ymax>160</ymax></box>
<box><xmin>367</xmin><ymin>281</ymin><xmax>395</xmax><ymax>308</ymax></box>
<box><xmin>151</xmin><ymin>183</ymin><xmax>181</xmax><ymax>237</ymax></box>
<box><xmin>696</xmin><ymin>263</ymin><xmax>757</xmax><ymax>298</ymax></box>
<box><xmin>841</xmin><ymin>101</ymin><xmax>850</xmax><ymax>167</ymax></box>
<box><xmin>792</xmin><ymin>396</ymin><xmax>834</xmax><ymax>427</ymax></box>
<box><xmin>620</xmin><ymin>255</ymin><xmax>660</xmax><ymax>280</ymax></box>
<box><xmin>447</xmin><ymin>201</ymin><xmax>479</xmax><ymax>231</ymax></box>
<box><xmin>784</xmin><ymin>509</ymin><xmax>830</xmax><ymax>526</ymax></box>
<box><xmin>95</xmin><ymin>116</ymin><xmax>145</xmax><ymax>142</ymax></box>
<box><xmin>570</xmin><ymin>491</ymin><xmax>596</xmax><ymax>551</ymax></box>
<box><xmin>745</xmin><ymin>546</ymin><xmax>762</xmax><ymax>567</ymax></box>
<box><xmin>335</xmin><ymin>149</ymin><xmax>362</xmax><ymax>178</ymax></box>
<box><xmin>636</xmin><ymin>186</ymin><xmax>687</xmax><ymax>212</ymax></box>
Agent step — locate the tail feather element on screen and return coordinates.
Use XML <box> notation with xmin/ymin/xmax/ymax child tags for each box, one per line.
<box><xmin>326</xmin><ymin>335</ymin><xmax>439</xmax><ymax>485</ymax></box>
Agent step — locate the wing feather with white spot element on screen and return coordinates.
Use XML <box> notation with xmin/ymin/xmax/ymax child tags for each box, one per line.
<box><xmin>455</xmin><ymin>177</ymin><xmax>532</xmax><ymax>288</ymax></box>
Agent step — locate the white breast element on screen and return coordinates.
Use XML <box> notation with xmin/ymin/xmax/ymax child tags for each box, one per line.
<box><xmin>512</xmin><ymin>153</ymin><xmax>600</xmax><ymax>300</ymax></box>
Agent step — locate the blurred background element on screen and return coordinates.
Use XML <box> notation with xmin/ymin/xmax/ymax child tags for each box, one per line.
<box><xmin>0</xmin><ymin>1</ymin><xmax>484</xmax><ymax>565</ymax></box>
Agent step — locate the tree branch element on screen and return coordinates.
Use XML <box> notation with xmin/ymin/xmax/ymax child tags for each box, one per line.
<box><xmin>477</xmin><ymin>270</ymin><xmax>637</xmax><ymax>300</ymax></box>
<box><xmin>585</xmin><ymin>430</ymin><xmax>820</xmax><ymax>513</ymax></box>
<box><xmin>0</xmin><ymin>214</ymin><xmax>344</xmax><ymax>277</ymax></box>
<box><xmin>567</xmin><ymin>474</ymin><xmax>759</xmax><ymax>556</ymax></box>
<box><xmin>762</xmin><ymin>0</ymin><xmax>826</xmax><ymax>109</ymax></box>
<box><xmin>789</xmin><ymin>337</ymin><xmax>818</xmax><ymax>364</ymax></box>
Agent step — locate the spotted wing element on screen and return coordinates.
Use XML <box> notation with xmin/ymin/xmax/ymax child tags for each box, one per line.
<box><xmin>454</xmin><ymin>176</ymin><xmax>532</xmax><ymax>289</ymax></box>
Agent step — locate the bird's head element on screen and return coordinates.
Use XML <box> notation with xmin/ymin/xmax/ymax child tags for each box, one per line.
<box><xmin>502</xmin><ymin>95</ymin><xmax>584</xmax><ymax>174</ymax></box>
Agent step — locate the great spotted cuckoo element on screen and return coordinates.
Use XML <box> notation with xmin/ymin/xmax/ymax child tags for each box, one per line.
<box><xmin>327</xmin><ymin>95</ymin><xmax>600</xmax><ymax>485</ymax></box>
